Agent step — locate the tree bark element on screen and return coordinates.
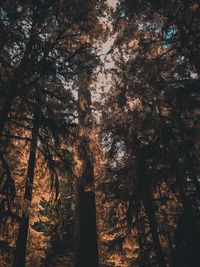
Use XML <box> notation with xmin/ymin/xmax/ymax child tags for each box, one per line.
<box><xmin>13</xmin><ymin>116</ymin><xmax>39</xmax><ymax>267</ymax></box>
<box><xmin>167</xmin><ymin>229</ymin><xmax>176</xmax><ymax>267</ymax></box>
<box><xmin>134</xmin><ymin>200</ymin><xmax>151</xmax><ymax>267</ymax></box>
<box><xmin>75</xmin><ymin>71</ymin><xmax>99</xmax><ymax>266</ymax></box>
<box><xmin>75</xmin><ymin>183</ymin><xmax>99</xmax><ymax>267</ymax></box>
<box><xmin>144</xmin><ymin>195</ymin><xmax>167</xmax><ymax>267</ymax></box>
<box><xmin>0</xmin><ymin>95</ymin><xmax>14</xmax><ymax>137</ymax></box>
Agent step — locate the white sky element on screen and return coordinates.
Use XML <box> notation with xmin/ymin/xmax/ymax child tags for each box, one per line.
<box><xmin>90</xmin><ymin>0</ymin><xmax>119</xmax><ymax>125</ymax></box>
<box><xmin>92</xmin><ymin>0</ymin><xmax>118</xmax><ymax>103</ymax></box>
<box><xmin>108</xmin><ymin>0</ymin><xmax>118</xmax><ymax>8</ymax></box>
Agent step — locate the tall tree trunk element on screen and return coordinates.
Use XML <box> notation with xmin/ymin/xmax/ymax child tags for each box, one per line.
<box><xmin>0</xmin><ymin>95</ymin><xmax>14</xmax><ymax>137</ymax></box>
<box><xmin>74</xmin><ymin>140</ymin><xmax>99</xmax><ymax>267</ymax></box>
<box><xmin>134</xmin><ymin>200</ymin><xmax>151</xmax><ymax>267</ymax></box>
<box><xmin>13</xmin><ymin>116</ymin><xmax>39</xmax><ymax>267</ymax></box>
<box><xmin>75</xmin><ymin>71</ymin><xmax>99</xmax><ymax>266</ymax></box>
<box><xmin>167</xmin><ymin>229</ymin><xmax>176</xmax><ymax>267</ymax></box>
<box><xmin>75</xmin><ymin>183</ymin><xmax>99</xmax><ymax>267</ymax></box>
<box><xmin>144</xmin><ymin>195</ymin><xmax>167</xmax><ymax>267</ymax></box>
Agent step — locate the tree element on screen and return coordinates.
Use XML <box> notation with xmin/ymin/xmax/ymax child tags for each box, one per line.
<box><xmin>13</xmin><ymin>113</ymin><xmax>39</xmax><ymax>267</ymax></box>
<box><xmin>74</xmin><ymin>69</ymin><xmax>99</xmax><ymax>267</ymax></box>
<box><xmin>97</xmin><ymin>1</ymin><xmax>200</xmax><ymax>266</ymax></box>
<box><xmin>0</xmin><ymin>0</ymin><xmax>107</xmax><ymax>266</ymax></box>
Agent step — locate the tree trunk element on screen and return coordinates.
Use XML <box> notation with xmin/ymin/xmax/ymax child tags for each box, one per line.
<box><xmin>75</xmin><ymin>70</ymin><xmax>99</xmax><ymax>266</ymax></box>
<box><xmin>167</xmin><ymin>229</ymin><xmax>176</xmax><ymax>267</ymax></box>
<box><xmin>0</xmin><ymin>95</ymin><xmax>14</xmax><ymax>137</ymax></box>
<box><xmin>75</xmin><ymin>183</ymin><xmax>99</xmax><ymax>267</ymax></box>
<box><xmin>134</xmin><ymin>200</ymin><xmax>151</xmax><ymax>267</ymax></box>
<box><xmin>144</xmin><ymin>195</ymin><xmax>167</xmax><ymax>267</ymax></box>
<box><xmin>13</xmin><ymin>116</ymin><xmax>39</xmax><ymax>267</ymax></box>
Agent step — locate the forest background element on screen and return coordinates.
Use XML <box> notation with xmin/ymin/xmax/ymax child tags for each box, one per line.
<box><xmin>0</xmin><ymin>1</ymin><xmax>200</xmax><ymax>267</ymax></box>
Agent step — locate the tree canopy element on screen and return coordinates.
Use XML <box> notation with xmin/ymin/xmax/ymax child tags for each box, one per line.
<box><xmin>0</xmin><ymin>1</ymin><xmax>200</xmax><ymax>267</ymax></box>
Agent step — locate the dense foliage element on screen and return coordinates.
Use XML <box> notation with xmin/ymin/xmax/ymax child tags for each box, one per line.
<box><xmin>0</xmin><ymin>1</ymin><xmax>200</xmax><ymax>267</ymax></box>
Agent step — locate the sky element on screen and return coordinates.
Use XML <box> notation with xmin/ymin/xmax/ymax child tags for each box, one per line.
<box><xmin>92</xmin><ymin>0</ymin><xmax>118</xmax><ymax>104</ymax></box>
<box><xmin>108</xmin><ymin>0</ymin><xmax>118</xmax><ymax>8</ymax></box>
